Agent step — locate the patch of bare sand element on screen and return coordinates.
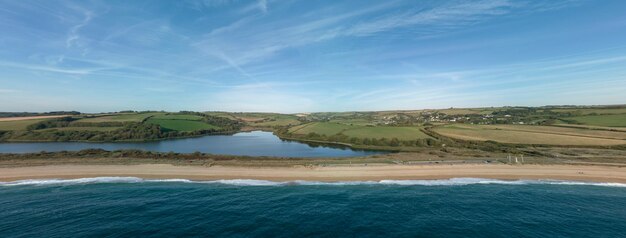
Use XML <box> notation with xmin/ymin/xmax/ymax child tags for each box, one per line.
<box><xmin>1</xmin><ymin>164</ymin><xmax>625</xmax><ymax>183</ymax></box>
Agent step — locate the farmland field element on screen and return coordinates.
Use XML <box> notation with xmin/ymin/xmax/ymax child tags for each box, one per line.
<box><xmin>433</xmin><ymin>124</ymin><xmax>626</xmax><ymax>146</ymax></box>
<box><xmin>553</xmin><ymin>124</ymin><xmax>626</xmax><ymax>132</ymax></box>
<box><xmin>566</xmin><ymin>114</ymin><xmax>626</xmax><ymax>127</ymax></box>
<box><xmin>230</xmin><ymin>113</ymin><xmax>269</xmax><ymax>122</ymax></box>
<box><xmin>204</xmin><ymin>112</ymin><xmax>238</xmax><ymax>120</ymax></box>
<box><xmin>343</xmin><ymin>126</ymin><xmax>430</xmax><ymax>140</ymax></box>
<box><xmin>552</xmin><ymin>108</ymin><xmax>626</xmax><ymax>115</ymax></box>
<box><xmin>288</xmin><ymin>122</ymin><xmax>355</xmax><ymax>136</ymax></box>
<box><xmin>252</xmin><ymin>118</ymin><xmax>300</xmax><ymax>127</ymax></box>
<box><xmin>289</xmin><ymin>122</ymin><xmax>432</xmax><ymax>140</ymax></box>
<box><xmin>328</xmin><ymin>118</ymin><xmax>375</xmax><ymax>126</ymax></box>
<box><xmin>76</xmin><ymin>113</ymin><xmax>164</xmax><ymax>123</ymax></box>
<box><xmin>249</xmin><ymin>114</ymin><xmax>301</xmax><ymax>127</ymax></box>
<box><xmin>471</xmin><ymin>124</ymin><xmax>626</xmax><ymax>140</ymax></box>
<box><xmin>150</xmin><ymin>114</ymin><xmax>203</xmax><ymax>121</ymax></box>
<box><xmin>0</xmin><ymin>119</ymin><xmax>45</xmax><ymax>131</ymax></box>
<box><xmin>0</xmin><ymin>115</ymin><xmax>71</xmax><ymax>122</ymax></box>
<box><xmin>146</xmin><ymin>118</ymin><xmax>218</xmax><ymax>131</ymax></box>
<box><xmin>206</xmin><ymin>112</ymin><xmax>301</xmax><ymax>127</ymax></box>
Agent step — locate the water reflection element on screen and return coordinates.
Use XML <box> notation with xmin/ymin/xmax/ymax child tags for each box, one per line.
<box><xmin>0</xmin><ymin>131</ymin><xmax>386</xmax><ymax>158</ymax></box>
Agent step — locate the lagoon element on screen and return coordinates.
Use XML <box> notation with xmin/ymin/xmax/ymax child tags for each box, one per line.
<box><xmin>0</xmin><ymin>131</ymin><xmax>383</xmax><ymax>157</ymax></box>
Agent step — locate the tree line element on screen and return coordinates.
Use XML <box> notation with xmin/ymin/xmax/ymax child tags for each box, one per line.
<box><xmin>1</xmin><ymin>113</ymin><xmax>244</xmax><ymax>142</ymax></box>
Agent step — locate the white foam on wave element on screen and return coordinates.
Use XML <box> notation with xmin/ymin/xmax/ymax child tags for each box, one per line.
<box><xmin>0</xmin><ymin>177</ymin><xmax>144</xmax><ymax>186</ymax></box>
<box><xmin>201</xmin><ymin>179</ymin><xmax>285</xmax><ymax>186</ymax></box>
<box><xmin>1</xmin><ymin>177</ymin><xmax>625</xmax><ymax>187</ymax></box>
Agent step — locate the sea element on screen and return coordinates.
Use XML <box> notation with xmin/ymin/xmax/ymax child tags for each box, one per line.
<box><xmin>1</xmin><ymin>178</ymin><xmax>625</xmax><ymax>237</ymax></box>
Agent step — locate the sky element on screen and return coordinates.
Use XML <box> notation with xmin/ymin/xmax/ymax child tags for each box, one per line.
<box><xmin>1</xmin><ymin>0</ymin><xmax>626</xmax><ymax>113</ymax></box>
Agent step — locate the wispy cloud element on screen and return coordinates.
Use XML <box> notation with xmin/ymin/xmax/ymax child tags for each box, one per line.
<box><xmin>342</xmin><ymin>0</ymin><xmax>516</xmax><ymax>37</ymax></box>
<box><xmin>258</xmin><ymin>0</ymin><xmax>268</xmax><ymax>13</ymax></box>
<box><xmin>186</xmin><ymin>0</ymin><xmax>239</xmax><ymax>10</ymax></box>
<box><xmin>1</xmin><ymin>0</ymin><xmax>623</xmax><ymax>112</ymax></box>
<box><xmin>213</xmin><ymin>52</ymin><xmax>258</xmax><ymax>81</ymax></box>
<box><xmin>342</xmin><ymin>51</ymin><xmax>626</xmax><ymax>111</ymax></box>
<box><xmin>194</xmin><ymin>2</ymin><xmax>398</xmax><ymax>68</ymax></box>
<box><xmin>0</xmin><ymin>61</ymin><xmax>100</xmax><ymax>75</ymax></box>
<box><xmin>194</xmin><ymin>0</ymin><xmax>533</xmax><ymax>71</ymax></box>
<box><xmin>66</xmin><ymin>9</ymin><xmax>93</xmax><ymax>49</ymax></box>
<box><xmin>237</xmin><ymin>0</ymin><xmax>269</xmax><ymax>14</ymax></box>
<box><xmin>206</xmin><ymin>16</ymin><xmax>256</xmax><ymax>36</ymax></box>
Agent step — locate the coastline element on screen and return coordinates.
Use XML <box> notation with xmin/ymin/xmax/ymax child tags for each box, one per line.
<box><xmin>1</xmin><ymin>163</ymin><xmax>626</xmax><ymax>183</ymax></box>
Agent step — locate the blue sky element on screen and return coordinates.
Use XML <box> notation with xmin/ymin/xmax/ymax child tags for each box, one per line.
<box><xmin>1</xmin><ymin>0</ymin><xmax>626</xmax><ymax>113</ymax></box>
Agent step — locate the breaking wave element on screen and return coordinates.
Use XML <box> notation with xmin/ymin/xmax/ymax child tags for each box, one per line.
<box><xmin>1</xmin><ymin>177</ymin><xmax>625</xmax><ymax>187</ymax></box>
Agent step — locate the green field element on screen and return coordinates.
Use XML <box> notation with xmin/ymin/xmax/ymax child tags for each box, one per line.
<box><xmin>251</xmin><ymin>114</ymin><xmax>301</xmax><ymax>127</ymax></box>
<box><xmin>567</xmin><ymin>114</ymin><xmax>626</xmax><ymax>127</ymax></box>
<box><xmin>150</xmin><ymin>114</ymin><xmax>203</xmax><ymax>121</ymax></box>
<box><xmin>328</xmin><ymin>118</ymin><xmax>375</xmax><ymax>126</ymax></box>
<box><xmin>289</xmin><ymin>122</ymin><xmax>355</xmax><ymax>136</ymax></box>
<box><xmin>253</xmin><ymin>119</ymin><xmax>300</xmax><ymax>127</ymax></box>
<box><xmin>0</xmin><ymin>119</ymin><xmax>45</xmax><ymax>131</ymax></box>
<box><xmin>204</xmin><ymin>112</ymin><xmax>301</xmax><ymax>127</ymax></box>
<box><xmin>146</xmin><ymin>118</ymin><xmax>218</xmax><ymax>131</ymax></box>
<box><xmin>204</xmin><ymin>112</ymin><xmax>238</xmax><ymax>120</ymax></box>
<box><xmin>552</xmin><ymin>108</ymin><xmax>626</xmax><ymax>115</ymax></box>
<box><xmin>289</xmin><ymin>122</ymin><xmax>431</xmax><ymax>140</ymax></box>
<box><xmin>476</xmin><ymin>124</ymin><xmax>626</xmax><ymax>140</ymax></box>
<box><xmin>553</xmin><ymin>124</ymin><xmax>626</xmax><ymax>132</ymax></box>
<box><xmin>342</xmin><ymin>126</ymin><xmax>431</xmax><ymax>140</ymax></box>
<box><xmin>433</xmin><ymin>124</ymin><xmax>626</xmax><ymax>146</ymax></box>
<box><xmin>77</xmin><ymin>113</ymin><xmax>164</xmax><ymax>123</ymax></box>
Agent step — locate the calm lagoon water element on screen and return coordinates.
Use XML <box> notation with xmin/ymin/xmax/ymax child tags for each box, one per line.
<box><xmin>0</xmin><ymin>131</ymin><xmax>383</xmax><ymax>157</ymax></box>
<box><xmin>0</xmin><ymin>178</ymin><xmax>625</xmax><ymax>237</ymax></box>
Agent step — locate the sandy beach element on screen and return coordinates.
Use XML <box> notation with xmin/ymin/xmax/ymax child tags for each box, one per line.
<box><xmin>1</xmin><ymin>164</ymin><xmax>625</xmax><ymax>183</ymax></box>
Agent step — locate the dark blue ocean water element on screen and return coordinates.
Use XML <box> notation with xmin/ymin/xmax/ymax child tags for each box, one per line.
<box><xmin>1</xmin><ymin>178</ymin><xmax>625</xmax><ymax>238</ymax></box>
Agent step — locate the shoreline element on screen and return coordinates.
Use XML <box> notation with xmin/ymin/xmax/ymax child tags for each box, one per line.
<box><xmin>0</xmin><ymin>130</ymin><xmax>241</xmax><ymax>144</ymax></box>
<box><xmin>1</xmin><ymin>164</ymin><xmax>626</xmax><ymax>183</ymax></box>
